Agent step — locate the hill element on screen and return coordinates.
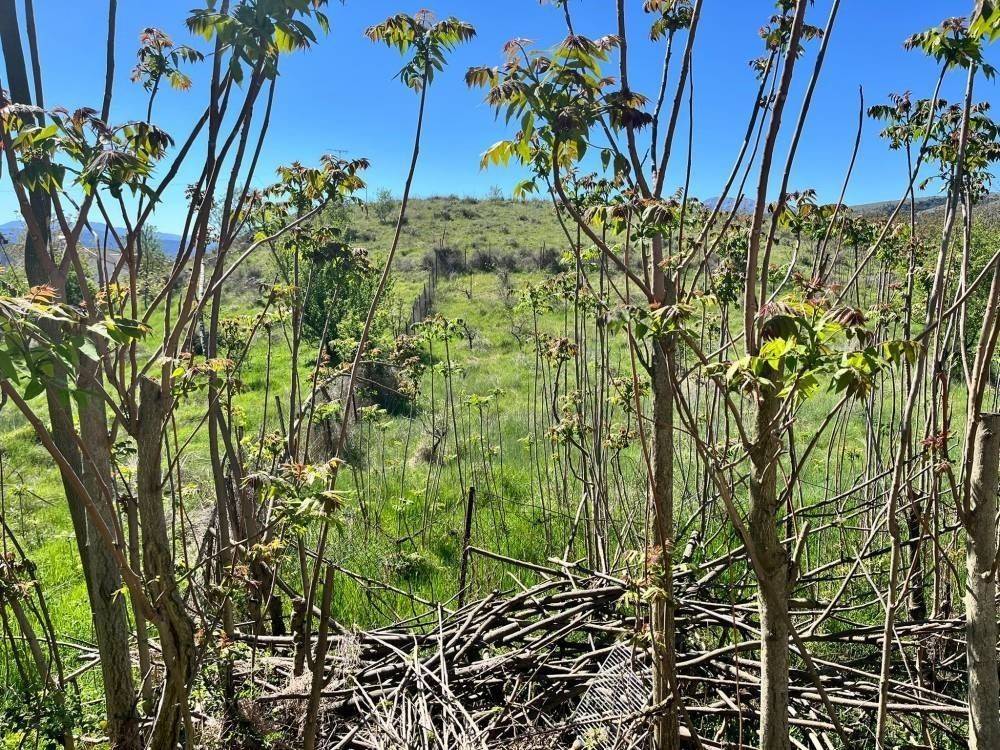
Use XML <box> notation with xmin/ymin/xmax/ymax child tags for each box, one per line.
<box><xmin>349</xmin><ymin>195</ymin><xmax>569</xmax><ymax>267</ymax></box>
<box><xmin>853</xmin><ymin>192</ymin><xmax>1000</xmax><ymax>221</ymax></box>
<box><xmin>0</xmin><ymin>220</ymin><xmax>184</xmax><ymax>255</ymax></box>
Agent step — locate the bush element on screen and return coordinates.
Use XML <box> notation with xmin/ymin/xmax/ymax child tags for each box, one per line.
<box><xmin>299</xmin><ymin>206</ymin><xmax>388</xmax><ymax>364</ymax></box>
<box><xmin>371</xmin><ymin>188</ymin><xmax>396</xmax><ymax>225</ymax></box>
<box><xmin>535</xmin><ymin>244</ymin><xmax>562</xmax><ymax>271</ymax></box>
<box><xmin>470</xmin><ymin>248</ymin><xmax>499</xmax><ymax>271</ymax></box>
<box><xmin>422</xmin><ymin>246</ymin><xmax>466</xmax><ymax>275</ymax></box>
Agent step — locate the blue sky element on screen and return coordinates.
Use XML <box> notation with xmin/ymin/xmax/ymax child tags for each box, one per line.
<box><xmin>1</xmin><ymin>0</ymin><xmax>997</xmax><ymax>233</ymax></box>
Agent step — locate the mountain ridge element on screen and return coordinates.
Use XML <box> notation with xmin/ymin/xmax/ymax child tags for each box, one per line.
<box><xmin>0</xmin><ymin>220</ymin><xmax>183</xmax><ymax>256</ymax></box>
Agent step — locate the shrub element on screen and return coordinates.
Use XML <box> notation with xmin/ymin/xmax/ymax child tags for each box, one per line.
<box><xmin>422</xmin><ymin>246</ymin><xmax>466</xmax><ymax>275</ymax></box>
<box><xmin>371</xmin><ymin>188</ymin><xmax>396</xmax><ymax>224</ymax></box>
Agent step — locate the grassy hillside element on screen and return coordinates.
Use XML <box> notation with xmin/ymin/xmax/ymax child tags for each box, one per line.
<box><xmin>349</xmin><ymin>195</ymin><xmax>569</xmax><ymax>266</ymax></box>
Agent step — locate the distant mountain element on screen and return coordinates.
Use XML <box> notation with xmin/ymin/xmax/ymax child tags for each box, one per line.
<box><xmin>0</xmin><ymin>220</ymin><xmax>183</xmax><ymax>256</ymax></box>
<box><xmin>704</xmin><ymin>196</ymin><xmax>756</xmax><ymax>215</ymax></box>
<box><xmin>852</xmin><ymin>193</ymin><xmax>1000</xmax><ymax>225</ymax></box>
<box><xmin>851</xmin><ymin>195</ymin><xmax>951</xmax><ymax>217</ymax></box>
<box><xmin>702</xmin><ymin>193</ymin><xmax>1000</xmax><ymax>221</ymax></box>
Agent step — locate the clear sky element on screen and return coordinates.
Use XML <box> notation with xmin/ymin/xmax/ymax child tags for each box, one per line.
<box><xmin>1</xmin><ymin>0</ymin><xmax>997</xmax><ymax>233</ymax></box>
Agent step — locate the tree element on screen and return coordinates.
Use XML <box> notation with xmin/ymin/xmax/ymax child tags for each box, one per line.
<box><xmin>137</xmin><ymin>225</ymin><xmax>170</xmax><ymax>305</ymax></box>
<box><xmin>0</xmin><ymin>1</ymin><xmax>140</xmax><ymax>745</ymax></box>
<box><xmin>470</xmin><ymin>7</ymin><xmax>697</xmax><ymax>746</ymax></box>
<box><xmin>372</xmin><ymin>187</ymin><xmax>396</xmax><ymax>224</ymax></box>
<box><xmin>300</xmin><ymin>13</ymin><xmax>474</xmax><ymax>750</ymax></box>
<box><xmin>0</xmin><ymin>0</ymin><xmax>337</xmax><ymax>745</ymax></box>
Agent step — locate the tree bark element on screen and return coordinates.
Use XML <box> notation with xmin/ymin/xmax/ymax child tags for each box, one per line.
<box><xmin>966</xmin><ymin>412</ymin><xmax>1000</xmax><ymax>750</ymax></box>
<box><xmin>651</xmin><ymin>336</ymin><xmax>679</xmax><ymax>750</ymax></box>
<box><xmin>649</xmin><ymin>234</ymin><xmax>679</xmax><ymax>750</ymax></box>
<box><xmin>78</xmin><ymin>362</ymin><xmax>140</xmax><ymax>747</ymax></box>
<box><xmin>1</xmin><ymin>6</ymin><xmax>140</xmax><ymax>746</ymax></box>
<box><xmin>137</xmin><ymin>377</ymin><xmax>196</xmax><ymax>748</ymax></box>
<box><xmin>749</xmin><ymin>393</ymin><xmax>790</xmax><ymax>750</ymax></box>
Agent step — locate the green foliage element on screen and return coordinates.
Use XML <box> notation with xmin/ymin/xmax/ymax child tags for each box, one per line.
<box><xmin>365</xmin><ymin>12</ymin><xmax>475</xmax><ymax>91</ymax></box>
<box><xmin>137</xmin><ymin>225</ymin><xmax>172</xmax><ymax>303</ymax></box>
<box><xmin>905</xmin><ymin>15</ymin><xmax>997</xmax><ymax>77</ymax></box>
<box><xmin>646</xmin><ymin>0</ymin><xmax>694</xmax><ymax>42</ymax></box>
<box><xmin>705</xmin><ymin>299</ymin><xmax>917</xmax><ymax>404</ymax></box>
<box><xmin>0</xmin><ymin>103</ymin><xmax>173</xmax><ymax>199</ymax></box>
<box><xmin>252</xmin><ymin>460</ymin><xmax>345</xmax><ymax>535</ymax></box>
<box><xmin>131</xmin><ymin>27</ymin><xmax>204</xmax><ymax>92</ymax></box>
<box><xmin>713</xmin><ymin>227</ymin><xmax>750</xmax><ymax>306</ymax></box>
<box><xmin>0</xmin><ymin>285</ymin><xmax>147</xmax><ymax>403</ymax></box>
<box><xmin>469</xmin><ymin>33</ymin><xmax>621</xmax><ymax>185</ymax></box>
<box><xmin>758</xmin><ymin>5</ymin><xmax>825</xmax><ymax>58</ymax></box>
<box><xmin>300</xmin><ymin>224</ymin><xmax>384</xmax><ymax>361</ymax></box>
<box><xmin>0</xmin><ymin>687</ymin><xmax>84</xmax><ymax>750</ymax></box>
<box><xmin>972</xmin><ymin>1</ymin><xmax>1000</xmax><ymax>41</ymax></box>
<box><xmin>371</xmin><ymin>187</ymin><xmax>396</xmax><ymax>224</ymax></box>
<box><xmin>186</xmin><ymin>0</ymin><xmax>333</xmax><ymax>81</ymax></box>
<box><xmin>960</xmin><ymin>222</ymin><xmax>1000</xmax><ymax>355</ymax></box>
<box><xmin>868</xmin><ymin>91</ymin><xmax>931</xmax><ymax>151</ymax></box>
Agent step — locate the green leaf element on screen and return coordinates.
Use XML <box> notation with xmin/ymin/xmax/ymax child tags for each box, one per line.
<box><xmin>480</xmin><ymin>140</ymin><xmax>515</xmax><ymax>169</ymax></box>
<box><xmin>77</xmin><ymin>339</ymin><xmax>99</xmax><ymax>362</ymax></box>
<box><xmin>23</xmin><ymin>379</ymin><xmax>45</xmax><ymax>400</ymax></box>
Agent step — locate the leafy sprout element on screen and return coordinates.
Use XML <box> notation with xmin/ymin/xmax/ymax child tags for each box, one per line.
<box><xmin>905</xmin><ymin>16</ymin><xmax>997</xmax><ymax>78</ymax></box>
<box><xmin>186</xmin><ymin>0</ymin><xmax>335</xmax><ymax>81</ymax></box>
<box><xmin>131</xmin><ymin>28</ymin><xmax>205</xmax><ymax>93</ymax></box>
<box><xmin>1</xmin><ymin>104</ymin><xmax>174</xmax><ymax>198</ymax></box>
<box><xmin>366</xmin><ymin>12</ymin><xmax>476</xmax><ymax>91</ymax></box>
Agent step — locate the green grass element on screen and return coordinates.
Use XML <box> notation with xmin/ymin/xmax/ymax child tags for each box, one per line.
<box><xmin>349</xmin><ymin>195</ymin><xmax>570</xmax><ymax>265</ymax></box>
<box><xmin>0</xmin><ymin>196</ymin><xmax>987</xmax><ymax>748</ymax></box>
<box><xmin>0</xmin><ymin>198</ymin><xmax>573</xmax><ymax>677</ymax></box>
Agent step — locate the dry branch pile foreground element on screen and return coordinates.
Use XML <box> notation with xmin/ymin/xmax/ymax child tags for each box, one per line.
<box><xmin>231</xmin><ymin>549</ymin><xmax>970</xmax><ymax>750</ymax></box>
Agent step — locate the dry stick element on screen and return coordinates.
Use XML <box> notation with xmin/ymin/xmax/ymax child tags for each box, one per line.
<box><xmin>742</xmin><ymin>0</ymin><xmax>808</xmax><ymax>355</ymax></box>
<box><xmin>457</xmin><ymin>486</ymin><xmax>477</xmax><ymax>609</ymax></box>
<box><xmin>0</xmin><ymin>381</ymin><xmax>150</xmax><ymax>609</ymax></box>
<box><xmin>653</xmin><ymin>0</ymin><xmax>704</xmax><ymax>194</ymax></box>
<box><xmin>759</xmin><ymin>0</ymin><xmax>842</xmax><ymax>305</ymax></box>
<box><xmin>773</xmin><ymin>85</ymin><xmax>864</xmax><ymax>304</ymax></box>
<box><xmin>813</xmin><ymin>86</ymin><xmax>865</xmax><ymax>277</ymax></box>
<box><xmin>834</xmin><ymin>69</ymin><xmax>948</xmax><ymax>304</ymax></box>
<box><xmin>874</xmin><ymin>63</ymin><xmax>976</xmax><ymax>747</ymax></box>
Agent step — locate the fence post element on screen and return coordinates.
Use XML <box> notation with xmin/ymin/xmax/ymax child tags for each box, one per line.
<box><xmin>457</xmin><ymin>486</ymin><xmax>476</xmax><ymax>609</ymax></box>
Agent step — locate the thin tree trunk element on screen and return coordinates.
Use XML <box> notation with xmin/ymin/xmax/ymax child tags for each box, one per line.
<box><xmin>78</xmin><ymin>361</ymin><xmax>141</xmax><ymax>747</ymax></box>
<box><xmin>749</xmin><ymin>393</ymin><xmax>790</xmax><ymax>750</ymax></box>
<box><xmin>303</xmin><ymin>564</ymin><xmax>335</xmax><ymax>750</ymax></box>
<box><xmin>650</xmin><ymin>238</ymin><xmax>679</xmax><ymax>750</ymax></box>
<box><xmin>137</xmin><ymin>377</ymin><xmax>196</xmax><ymax>749</ymax></box>
<box><xmin>966</xmin><ymin>412</ymin><xmax>1000</xmax><ymax>750</ymax></box>
<box><xmin>1</xmin><ymin>7</ymin><xmax>140</xmax><ymax>747</ymax></box>
<box><xmin>125</xmin><ymin>493</ymin><xmax>155</xmax><ymax>714</ymax></box>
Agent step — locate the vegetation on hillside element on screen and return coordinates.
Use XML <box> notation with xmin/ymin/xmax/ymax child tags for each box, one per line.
<box><xmin>1</xmin><ymin>2</ymin><xmax>1000</xmax><ymax>750</ymax></box>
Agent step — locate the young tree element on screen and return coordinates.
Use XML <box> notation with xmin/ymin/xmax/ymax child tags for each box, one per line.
<box><xmin>0</xmin><ymin>0</ymin><xmax>339</xmax><ymax>745</ymax></box>
<box><xmin>470</xmin><ymin>3</ymin><xmax>700</xmax><ymax>742</ymax></box>
<box><xmin>300</xmin><ymin>12</ymin><xmax>474</xmax><ymax>749</ymax></box>
<box><xmin>372</xmin><ymin>186</ymin><xmax>396</xmax><ymax>224</ymax></box>
<box><xmin>137</xmin><ymin>225</ymin><xmax>170</xmax><ymax>305</ymax></box>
